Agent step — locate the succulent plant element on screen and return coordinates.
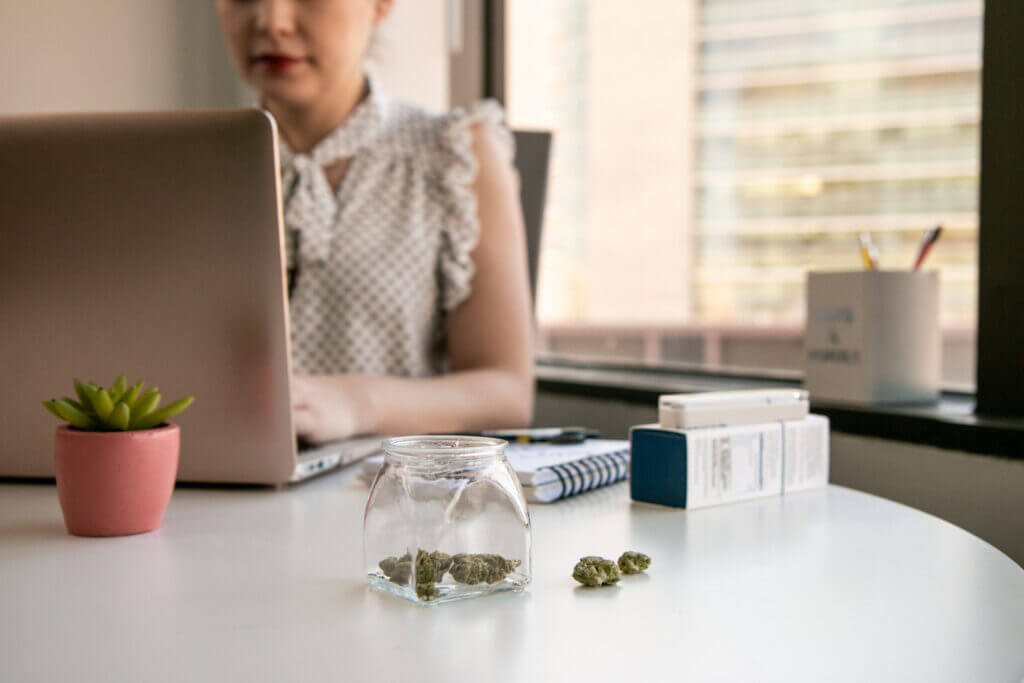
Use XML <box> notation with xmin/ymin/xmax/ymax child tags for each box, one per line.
<box><xmin>42</xmin><ymin>374</ymin><xmax>194</xmax><ymax>432</ymax></box>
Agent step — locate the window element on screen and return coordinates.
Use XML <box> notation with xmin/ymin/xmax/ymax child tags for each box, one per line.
<box><xmin>505</xmin><ymin>0</ymin><xmax>982</xmax><ymax>387</ymax></box>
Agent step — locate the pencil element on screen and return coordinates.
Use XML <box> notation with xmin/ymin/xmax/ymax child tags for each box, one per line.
<box><xmin>912</xmin><ymin>225</ymin><xmax>943</xmax><ymax>271</ymax></box>
<box><xmin>859</xmin><ymin>232</ymin><xmax>879</xmax><ymax>270</ymax></box>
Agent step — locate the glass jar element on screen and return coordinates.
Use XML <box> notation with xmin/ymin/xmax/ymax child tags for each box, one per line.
<box><xmin>363</xmin><ymin>436</ymin><xmax>532</xmax><ymax>605</ymax></box>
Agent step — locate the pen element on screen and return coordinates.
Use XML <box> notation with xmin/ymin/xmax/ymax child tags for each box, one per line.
<box><xmin>462</xmin><ymin>426</ymin><xmax>600</xmax><ymax>444</ymax></box>
<box><xmin>912</xmin><ymin>225</ymin><xmax>943</xmax><ymax>271</ymax></box>
<box><xmin>859</xmin><ymin>232</ymin><xmax>879</xmax><ymax>270</ymax></box>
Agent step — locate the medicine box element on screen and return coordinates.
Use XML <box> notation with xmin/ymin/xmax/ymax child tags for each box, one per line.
<box><xmin>629</xmin><ymin>415</ymin><xmax>830</xmax><ymax>509</ymax></box>
<box><xmin>782</xmin><ymin>415</ymin><xmax>830</xmax><ymax>493</ymax></box>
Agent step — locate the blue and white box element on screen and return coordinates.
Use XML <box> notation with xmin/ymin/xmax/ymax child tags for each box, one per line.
<box><xmin>630</xmin><ymin>415</ymin><xmax>829</xmax><ymax>509</ymax></box>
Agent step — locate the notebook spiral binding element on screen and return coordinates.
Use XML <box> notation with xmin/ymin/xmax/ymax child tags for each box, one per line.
<box><xmin>541</xmin><ymin>449</ymin><xmax>630</xmax><ymax>501</ymax></box>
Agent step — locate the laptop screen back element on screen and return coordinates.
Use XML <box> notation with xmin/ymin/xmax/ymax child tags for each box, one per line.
<box><xmin>0</xmin><ymin>110</ymin><xmax>297</xmax><ymax>483</ymax></box>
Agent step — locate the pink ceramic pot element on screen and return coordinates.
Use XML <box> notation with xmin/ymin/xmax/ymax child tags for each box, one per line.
<box><xmin>54</xmin><ymin>424</ymin><xmax>179</xmax><ymax>537</ymax></box>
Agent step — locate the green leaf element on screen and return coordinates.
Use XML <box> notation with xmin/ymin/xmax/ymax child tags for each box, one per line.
<box><xmin>89</xmin><ymin>389</ymin><xmax>115</xmax><ymax>421</ymax></box>
<box><xmin>109</xmin><ymin>374</ymin><xmax>127</xmax><ymax>403</ymax></box>
<box><xmin>132</xmin><ymin>396</ymin><xmax>194</xmax><ymax>430</ymax></box>
<box><xmin>42</xmin><ymin>400</ymin><xmax>63</xmax><ymax>420</ymax></box>
<box><xmin>107</xmin><ymin>402</ymin><xmax>130</xmax><ymax>430</ymax></box>
<box><xmin>129</xmin><ymin>389</ymin><xmax>161</xmax><ymax>428</ymax></box>
<box><xmin>73</xmin><ymin>379</ymin><xmax>92</xmax><ymax>406</ymax></box>
<box><xmin>60</xmin><ymin>397</ymin><xmax>92</xmax><ymax>415</ymax></box>
<box><xmin>52</xmin><ymin>399</ymin><xmax>99</xmax><ymax>430</ymax></box>
<box><xmin>121</xmin><ymin>380</ymin><xmax>144</xmax><ymax>408</ymax></box>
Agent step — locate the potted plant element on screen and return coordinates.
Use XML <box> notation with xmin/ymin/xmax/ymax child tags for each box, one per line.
<box><xmin>42</xmin><ymin>375</ymin><xmax>194</xmax><ymax>537</ymax></box>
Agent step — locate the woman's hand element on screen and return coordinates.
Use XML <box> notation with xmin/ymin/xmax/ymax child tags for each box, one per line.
<box><xmin>291</xmin><ymin>374</ymin><xmax>373</xmax><ymax>444</ymax></box>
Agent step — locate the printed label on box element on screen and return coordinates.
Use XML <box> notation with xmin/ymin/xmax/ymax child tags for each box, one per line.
<box><xmin>686</xmin><ymin>424</ymin><xmax>783</xmax><ymax>508</ymax></box>
<box><xmin>783</xmin><ymin>415</ymin><xmax>830</xmax><ymax>492</ymax></box>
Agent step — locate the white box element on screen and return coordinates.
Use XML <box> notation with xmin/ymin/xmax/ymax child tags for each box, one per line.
<box><xmin>783</xmin><ymin>414</ymin><xmax>830</xmax><ymax>493</ymax></box>
<box><xmin>658</xmin><ymin>389</ymin><xmax>808</xmax><ymax>430</ymax></box>
<box><xmin>805</xmin><ymin>270</ymin><xmax>940</xmax><ymax>404</ymax></box>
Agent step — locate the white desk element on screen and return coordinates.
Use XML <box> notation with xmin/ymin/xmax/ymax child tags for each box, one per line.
<box><xmin>2</xmin><ymin>472</ymin><xmax>1022</xmax><ymax>682</ymax></box>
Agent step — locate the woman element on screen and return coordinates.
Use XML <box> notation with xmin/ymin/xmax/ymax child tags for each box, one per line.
<box><xmin>216</xmin><ymin>0</ymin><xmax>534</xmax><ymax>443</ymax></box>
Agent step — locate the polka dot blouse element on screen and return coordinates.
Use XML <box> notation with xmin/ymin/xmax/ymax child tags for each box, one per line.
<box><xmin>279</xmin><ymin>81</ymin><xmax>512</xmax><ymax>377</ymax></box>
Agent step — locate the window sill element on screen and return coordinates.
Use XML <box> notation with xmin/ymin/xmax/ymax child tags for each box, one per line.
<box><xmin>535</xmin><ymin>357</ymin><xmax>1024</xmax><ymax>461</ymax></box>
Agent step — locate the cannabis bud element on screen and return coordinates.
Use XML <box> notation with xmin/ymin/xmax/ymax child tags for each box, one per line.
<box><xmin>572</xmin><ymin>556</ymin><xmax>621</xmax><ymax>587</ymax></box>
<box><xmin>379</xmin><ymin>552</ymin><xmax>412</xmax><ymax>585</ymax></box>
<box><xmin>416</xmin><ymin>583</ymin><xmax>440</xmax><ymax>601</ymax></box>
<box><xmin>449</xmin><ymin>553</ymin><xmax>521</xmax><ymax>585</ymax></box>
<box><xmin>379</xmin><ymin>549</ymin><xmax>454</xmax><ymax>601</ymax></box>
<box><xmin>379</xmin><ymin>550</ymin><xmax>520</xmax><ymax>599</ymax></box>
<box><xmin>617</xmin><ymin>551</ymin><xmax>651</xmax><ymax>574</ymax></box>
<box><xmin>415</xmin><ymin>550</ymin><xmax>453</xmax><ymax>584</ymax></box>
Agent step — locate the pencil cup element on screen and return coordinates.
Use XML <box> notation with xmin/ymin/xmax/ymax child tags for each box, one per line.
<box><xmin>805</xmin><ymin>270</ymin><xmax>940</xmax><ymax>404</ymax></box>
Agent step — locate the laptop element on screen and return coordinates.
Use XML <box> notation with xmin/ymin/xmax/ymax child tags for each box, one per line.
<box><xmin>0</xmin><ymin>109</ymin><xmax>382</xmax><ymax>484</ymax></box>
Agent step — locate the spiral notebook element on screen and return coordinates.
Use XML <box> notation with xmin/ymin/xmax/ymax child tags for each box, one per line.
<box><xmin>357</xmin><ymin>439</ymin><xmax>631</xmax><ymax>504</ymax></box>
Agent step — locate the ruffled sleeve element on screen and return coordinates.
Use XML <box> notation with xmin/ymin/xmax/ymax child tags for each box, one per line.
<box><xmin>436</xmin><ymin>100</ymin><xmax>515</xmax><ymax>312</ymax></box>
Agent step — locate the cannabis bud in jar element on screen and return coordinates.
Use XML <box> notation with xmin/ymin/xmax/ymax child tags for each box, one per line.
<box><xmin>617</xmin><ymin>551</ymin><xmax>651</xmax><ymax>574</ymax></box>
<box><xmin>379</xmin><ymin>549</ymin><xmax>455</xmax><ymax>601</ymax></box>
<box><xmin>449</xmin><ymin>553</ymin><xmax>522</xmax><ymax>585</ymax></box>
<box><xmin>365</xmin><ymin>436</ymin><xmax>532</xmax><ymax>605</ymax></box>
<box><xmin>378</xmin><ymin>550</ymin><xmax>520</xmax><ymax>600</ymax></box>
<box><xmin>378</xmin><ymin>552</ymin><xmax>412</xmax><ymax>585</ymax></box>
<box><xmin>572</xmin><ymin>556</ymin><xmax>622</xmax><ymax>587</ymax></box>
<box><xmin>416</xmin><ymin>550</ymin><xmax>454</xmax><ymax>582</ymax></box>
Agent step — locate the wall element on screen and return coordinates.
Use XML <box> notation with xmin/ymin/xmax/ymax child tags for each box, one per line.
<box><xmin>368</xmin><ymin>0</ymin><xmax>449</xmax><ymax>111</ymax></box>
<box><xmin>0</xmin><ymin>0</ymin><xmax>448</xmax><ymax>114</ymax></box>
<box><xmin>0</xmin><ymin>2</ymin><xmax>243</xmax><ymax>114</ymax></box>
<box><xmin>535</xmin><ymin>388</ymin><xmax>1024</xmax><ymax>567</ymax></box>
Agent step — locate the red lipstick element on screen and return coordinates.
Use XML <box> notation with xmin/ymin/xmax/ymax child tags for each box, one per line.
<box><xmin>252</xmin><ymin>55</ymin><xmax>304</xmax><ymax>74</ymax></box>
